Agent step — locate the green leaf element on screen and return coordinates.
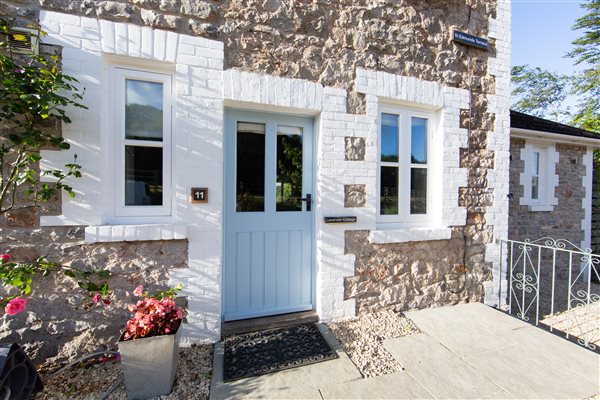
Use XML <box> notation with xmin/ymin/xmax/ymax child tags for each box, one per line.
<box><xmin>11</xmin><ymin>33</ymin><xmax>26</xmax><ymax>41</ymax></box>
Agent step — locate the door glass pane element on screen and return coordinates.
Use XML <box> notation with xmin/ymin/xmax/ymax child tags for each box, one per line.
<box><xmin>411</xmin><ymin>117</ymin><xmax>427</xmax><ymax>164</ymax></box>
<box><xmin>125</xmin><ymin>145</ymin><xmax>163</xmax><ymax>206</ymax></box>
<box><xmin>381</xmin><ymin>113</ymin><xmax>399</xmax><ymax>162</ymax></box>
<box><xmin>411</xmin><ymin>168</ymin><xmax>427</xmax><ymax>214</ymax></box>
<box><xmin>380</xmin><ymin>166</ymin><xmax>398</xmax><ymax>215</ymax></box>
<box><xmin>125</xmin><ymin>79</ymin><xmax>163</xmax><ymax>141</ymax></box>
<box><xmin>276</xmin><ymin>125</ymin><xmax>303</xmax><ymax>212</ymax></box>
<box><xmin>237</xmin><ymin>122</ymin><xmax>265</xmax><ymax>212</ymax></box>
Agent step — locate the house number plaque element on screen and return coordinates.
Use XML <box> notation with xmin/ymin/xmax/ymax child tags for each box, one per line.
<box><xmin>190</xmin><ymin>188</ymin><xmax>208</xmax><ymax>203</ymax></box>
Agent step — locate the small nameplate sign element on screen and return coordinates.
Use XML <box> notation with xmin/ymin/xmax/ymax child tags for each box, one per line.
<box><xmin>453</xmin><ymin>30</ymin><xmax>488</xmax><ymax>50</ymax></box>
<box><xmin>190</xmin><ymin>187</ymin><xmax>208</xmax><ymax>203</ymax></box>
<box><xmin>324</xmin><ymin>216</ymin><xmax>357</xmax><ymax>224</ymax></box>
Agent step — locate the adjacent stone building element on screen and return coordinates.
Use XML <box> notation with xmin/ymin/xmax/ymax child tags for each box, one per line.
<box><xmin>0</xmin><ymin>0</ymin><xmax>512</xmax><ymax>364</ymax></box>
<box><xmin>509</xmin><ymin>110</ymin><xmax>600</xmax><ymax>251</ymax></box>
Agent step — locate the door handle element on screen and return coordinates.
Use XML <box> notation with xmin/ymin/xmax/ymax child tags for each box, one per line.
<box><xmin>301</xmin><ymin>194</ymin><xmax>312</xmax><ymax>212</ymax></box>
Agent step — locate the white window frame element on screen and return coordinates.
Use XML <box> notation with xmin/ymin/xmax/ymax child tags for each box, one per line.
<box><xmin>112</xmin><ymin>67</ymin><xmax>173</xmax><ymax>217</ymax></box>
<box><xmin>377</xmin><ymin>104</ymin><xmax>434</xmax><ymax>227</ymax></box>
<box><xmin>520</xmin><ymin>142</ymin><xmax>558</xmax><ymax>211</ymax></box>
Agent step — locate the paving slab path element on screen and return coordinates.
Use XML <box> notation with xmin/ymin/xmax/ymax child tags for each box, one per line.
<box><xmin>210</xmin><ymin>303</ymin><xmax>600</xmax><ymax>399</ymax></box>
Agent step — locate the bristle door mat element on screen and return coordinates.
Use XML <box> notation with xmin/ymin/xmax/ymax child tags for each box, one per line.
<box><xmin>223</xmin><ymin>323</ymin><xmax>338</xmax><ymax>381</ymax></box>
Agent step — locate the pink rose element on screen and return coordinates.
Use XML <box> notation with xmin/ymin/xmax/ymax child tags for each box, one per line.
<box><xmin>103</xmin><ymin>298</ymin><xmax>111</xmax><ymax>306</ymax></box>
<box><xmin>0</xmin><ymin>254</ymin><xmax>11</xmax><ymax>263</ymax></box>
<box><xmin>176</xmin><ymin>308</ymin><xmax>183</xmax><ymax>319</ymax></box>
<box><xmin>92</xmin><ymin>292</ymin><xmax>102</xmax><ymax>304</ymax></box>
<box><xmin>133</xmin><ymin>286</ymin><xmax>144</xmax><ymax>297</ymax></box>
<box><xmin>5</xmin><ymin>297</ymin><xmax>27</xmax><ymax>315</ymax></box>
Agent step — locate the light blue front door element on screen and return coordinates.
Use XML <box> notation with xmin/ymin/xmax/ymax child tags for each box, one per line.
<box><xmin>223</xmin><ymin>110</ymin><xmax>314</xmax><ymax>321</ymax></box>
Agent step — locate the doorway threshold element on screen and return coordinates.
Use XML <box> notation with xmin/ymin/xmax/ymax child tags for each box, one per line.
<box><xmin>221</xmin><ymin>310</ymin><xmax>318</xmax><ymax>339</ymax></box>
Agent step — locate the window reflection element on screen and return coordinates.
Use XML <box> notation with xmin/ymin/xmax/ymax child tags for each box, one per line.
<box><xmin>236</xmin><ymin>122</ymin><xmax>265</xmax><ymax>212</ymax></box>
<box><xmin>125</xmin><ymin>146</ymin><xmax>163</xmax><ymax>206</ymax></box>
<box><xmin>381</xmin><ymin>113</ymin><xmax>399</xmax><ymax>162</ymax></box>
<box><xmin>125</xmin><ymin>80</ymin><xmax>163</xmax><ymax>141</ymax></box>
<box><xmin>380</xmin><ymin>167</ymin><xmax>398</xmax><ymax>215</ymax></box>
<box><xmin>411</xmin><ymin>117</ymin><xmax>427</xmax><ymax>164</ymax></box>
<box><xmin>276</xmin><ymin>126</ymin><xmax>303</xmax><ymax>212</ymax></box>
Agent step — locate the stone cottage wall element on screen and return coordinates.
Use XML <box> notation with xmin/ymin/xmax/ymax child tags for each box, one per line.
<box><xmin>508</xmin><ymin>139</ymin><xmax>587</xmax><ymax>245</ymax></box>
<box><xmin>0</xmin><ymin>0</ymin><xmax>511</xmax><ymax>360</ymax></box>
<box><xmin>0</xmin><ymin>226</ymin><xmax>187</xmax><ymax>366</ymax></box>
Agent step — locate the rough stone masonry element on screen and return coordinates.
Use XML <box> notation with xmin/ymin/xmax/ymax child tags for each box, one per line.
<box><xmin>0</xmin><ymin>0</ymin><xmax>504</xmax><ymax>363</ymax></box>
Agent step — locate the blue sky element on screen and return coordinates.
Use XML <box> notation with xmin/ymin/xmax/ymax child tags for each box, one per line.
<box><xmin>512</xmin><ymin>1</ymin><xmax>587</xmax><ymax>74</ymax></box>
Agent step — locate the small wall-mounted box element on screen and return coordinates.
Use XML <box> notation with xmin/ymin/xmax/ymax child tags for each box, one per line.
<box><xmin>190</xmin><ymin>188</ymin><xmax>208</xmax><ymax>203</ymax></box>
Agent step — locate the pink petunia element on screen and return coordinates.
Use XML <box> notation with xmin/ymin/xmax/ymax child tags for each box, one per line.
<box><xmin>5</xmin><ymin>297</ymin><xmax>27</xmax><ymax>315</ymax></box>
<box><xmin>92</xmin><ymin>292</ymin><xmax>102</xmax><ymax>303</ymax></box>
<box><xmin>133</xmin><ymin>285</ymin><xmax>144</xmax><ymax>297</ymax></box>
<box><xmin>0</xmin><ymin>254</ymin><xmax>11</xmax><ymax>263</ymax></box>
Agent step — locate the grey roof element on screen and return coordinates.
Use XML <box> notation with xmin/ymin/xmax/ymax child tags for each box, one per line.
<box><xmin>510</xmin><ymin>110</ymin><xmax>600</xmax><ymax>140</ymax></box>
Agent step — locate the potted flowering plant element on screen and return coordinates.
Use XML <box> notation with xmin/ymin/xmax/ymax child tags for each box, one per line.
<box><xmin>118</xmin><ymin>284</ymin><xmax>184</xmax><ymax>400</ymax></box>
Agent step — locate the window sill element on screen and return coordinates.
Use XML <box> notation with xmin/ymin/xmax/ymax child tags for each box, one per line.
<box><xmin>528</xmin><ymin>205</ymin><xmax>554</xmax><ymax>212</ymax></box>
<box><xmin>369</xmin><ymin>226</ymin><xmax>452</xmax><ymax>244</ymax></box>
<box><xmin>84</xmin><ymin>224</ymin><xmax>187</xmax><ymax>243</ymax></box>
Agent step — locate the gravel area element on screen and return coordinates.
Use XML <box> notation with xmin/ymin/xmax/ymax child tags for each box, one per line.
<box><xmin>328</xmin><ymin>309</ymin><xmax>419</xmax><ymax>378</ymax></box>
<box><xmin>540</xmin><ymin>300</ymin><xmax>600</xmax><ymax>349</ymax></box>
<box><xmin>35</xmin><ymin>344</ymin><xmax>214</xmax><ymax>400</ymax></box>
<box><xmin>507</xmin><ymin>257</ymin><xmax>600</xmax><ymax>349</ymax></box>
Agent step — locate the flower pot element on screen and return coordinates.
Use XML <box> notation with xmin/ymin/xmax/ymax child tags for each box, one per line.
<box><xmin>118</xmin><ymin>325</ymin><xmax>181</xmax><ymax>400</ymax></box>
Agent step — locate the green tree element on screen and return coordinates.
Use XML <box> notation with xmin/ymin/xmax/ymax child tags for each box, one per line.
<box><xmin>511</xmin><ymin>0</ymin><xmax>600</xmax><ymax>133</ymax></box>
<box><xmin>511</xmin><ymin>65</ymin><xmax>570</xmax><ymax>122</ymax></box>
<box><xmin>567</xmin><ymin>0</ymin><xmax>600</xmax><ymax>131</ymax></box>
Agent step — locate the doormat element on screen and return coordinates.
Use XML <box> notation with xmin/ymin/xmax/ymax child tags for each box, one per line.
<box><xmin>223</xmin><ymin>323</ymin><xmax>338</xmax><ymax>381</ymax></box>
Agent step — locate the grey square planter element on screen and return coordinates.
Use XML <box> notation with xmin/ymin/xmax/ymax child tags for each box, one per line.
<box><xmin>118</xmin><ymin>326</ymin><xmax>182</xmax><ymax>400</ymax></box>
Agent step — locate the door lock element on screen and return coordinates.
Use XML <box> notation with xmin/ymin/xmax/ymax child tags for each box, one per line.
<box><xmin>301</xmin><ymin>194</ymin><xmax>312</xmax><ymax>212</ymax></box>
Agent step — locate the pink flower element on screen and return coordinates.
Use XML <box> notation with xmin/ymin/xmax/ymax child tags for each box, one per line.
<box><xmin>133</xmin><ymin>285</ymin><xmax>144</xmax><ymax>297</ymax></box>
<box><xmin>0</xmin><ymin>254</ymin><xmax>11</xmax><ymax>263</ymax></box>
<box><xmin>103</xmin><ymin>298</ymin><xmax>111</xmax><ymax>306</ymax></box>
<box><xmin>92</xmin><ymin>292</ymin><xmax>102</xmax><ymax>303</ymax></box>
<box><xmin>176</xmin><ymin>308</ymin><xmax>183</xmax><ymax>319</ymax></box>
<box><xmin>5</xmin><ymin>297</ymin><xmax>27</xmax><ymax>315</ymax></box>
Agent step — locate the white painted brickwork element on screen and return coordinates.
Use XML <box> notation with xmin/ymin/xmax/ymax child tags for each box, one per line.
<box><xmin>39</xmin><ymin>11</ymin><xmax>224</xmax><ymax>344</ymax></box>
<box><xmin>356</xmin><ymin>68</ymin><xmax>470</xmax><ymax>232</ymax></box>
<box><xmin>484</xmin><ymin>1</ymin><xmax>512</xmax><ymax>306</ymax></box>
<box><xmin>581</xmin><ymin>147</ymin><xmax>594</xmax><ymax>251</ymax></box>
<box><xmin>84</xmin><ymin>224</ymin><xmax>187</xmax><ymax>242</ymax></box>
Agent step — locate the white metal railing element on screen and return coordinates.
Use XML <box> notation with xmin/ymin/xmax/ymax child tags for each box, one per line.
<box><xmin>497</xmin><ymin>237</ymin><xmax>600</xmax><ymax>350</ymax></box>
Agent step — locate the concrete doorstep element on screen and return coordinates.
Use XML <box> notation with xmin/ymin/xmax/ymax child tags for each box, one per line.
<box><xmin>210</xmin><ymin>304</ymin><xmax>600</xmax><ymax>399</ymax></box>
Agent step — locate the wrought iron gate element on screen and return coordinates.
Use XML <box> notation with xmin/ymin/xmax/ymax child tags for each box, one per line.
<box><xmin>497</xmin><ymin>237</ymin><xmax>600</xmax><ymax>350</ymax></box>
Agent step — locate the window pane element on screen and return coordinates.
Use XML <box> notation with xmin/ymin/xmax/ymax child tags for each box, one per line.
<box><xmin>381</xmin><ymin>113</ymin><xmax>399</xmax><ymax>162</ymax></box>
<box><xmin>125</xmin><ymin>146</ymin><xmax>163</xmax><ymax>206</ymax></box>
<box><xmin>125</xmin><ymin>79</ymin><xmax>163</xmax><ymax>141</ymax></box>
<box><xmin>380</xmin><ymin>167</ymin><xmax>398</xmax><ymax>215</ymax></box>
<box><xmin>237</xmin><ymin>122</ymin><xmax>265</xmax><ymax>212</ymax></box>
<box><xmin>276</xmin><ymin>126</ymin><xmax>303</xmax><ymax>212</ymax></box>
<box><xmin>411</xmin><ymin>168</ymin><xmax>427</xmax><ymax>214</ymax></box>
<box><xmin>532</xmin><ymin>176</ymin><xmax>539</xmax><ymax>200</ymax></box>
<box><xmin>411</xmin><ymin>117</ymin><xmax>427</xmax><ymax>164</ymax></box>
<box><xmin>532</xmin><ymin>151</ymin><xmax>540</xmax><ymax>175</ymax></box>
